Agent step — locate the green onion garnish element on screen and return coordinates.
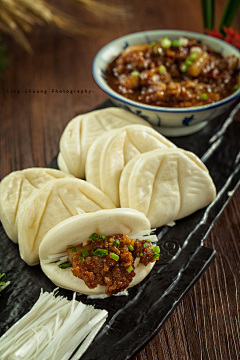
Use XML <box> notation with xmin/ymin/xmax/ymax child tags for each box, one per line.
<box><xmin>120</xmin><ymin>264</ymin><xmax>124</xmax><ymax>268</ymax></box>
<box><xmin>143</xmin><ymin>243</ymin><xmax>149</xmax><ymax>248</ymax></box>
<box><xmin>0</xmin><ymin>273</ymin><xmax>6</xmax><ymax>281</ymax></box>
<box><xmin>152</xmin><ymin>245</ymin><xmax>160</xmax><ymax>254</ymax></box>
<box><xmin>129</xmin><ymin>245</ymin><xmax>134</xmax><ymax>251</ymax></box>
<box><xmin>127</xmin><ymin>266</ymin><xmax>133</xmax><ymax>273</ymax></box>
<box><xmin>58</xmin><ymin>261</ymin><xmax>72</xmax><ymax>269</ymax></box>
<box><xmin>188</xmin><ymin>53</ymin><xmax>198</xmax><ymax>61</ymax></box>
<box><xmin>114</xmin><ymin>239</ymin><xmax>120</xmax><ymax>248</ymax></box>
<box><xmin>89</xmin><ymin>233</ymin><xmax>98</xmax><ymax>241</ymax></box>
<box><xmin>99</xmin><ymin>235</ymin><xmax>106</xmax><ymax>242</ymax></box>
<box><xmin>67</xmin><ymin>245</ymin><xmax>77</xmax><ymax>252</ymax></box>
<box><xmin>80</xmin><ymin>257</ymin><xmax>85</xmax><ymax>263</ymax></box>
<box><xmin>185</xmin><ymin>59</ymin><xmax>193</xmax><ymax>67</ymax></box>
<box><xmin>110</xmin><ymin>253</ymin><xmax>119</xmax><ymax>261</ymax></box>
<box><xmin>131</xmin><ymin>71</ymin><xmax>140</xmax><ymax>77</ymax></box>
<box><xmin>181</xmin><ymin>64</ymin><xmax>188</xmax><ymax>73</ymax></box>
<box><xmin>81</xmin><ymin>248</ymin><xmax>89</xmax><ymax>258</ymax></box>
<box><xmin>161</xmin><ymin>37</ymin><xmax>172</xmax><ymax>48</ymax></box>
<box><xmin>92</xmin><ymin>249</ymin><xmax>108</xmax><ymax>257</ymax></box>
<box><xmin>143</xmin><ymin>234</ymin><xmax>150</xmax><ymax>236</ymax></box>
<box><xmin>151</xmin><ymin>42</ymin><xmax>157</xmax><ymax>47</ymax></box>
<box><xmin>233</xmin><ymin>84</ymin><xmax>239</xmax><ymax>91</ymax></box>
<box><xmin>0</xmin><ymin>273</ymin><xmax>10</xmax><ymax>293</ymax></box>
<box><xmin>159</xmin><ymin>65</ymin><xmax>166</xmax><ymax>74</ymax></box>
<box><xmin>172</xmin><ymin>39</ymin><xmax>180</xmax><ymax>47</ymax></box>
<box><xmin>139</xmin><ymin>252</ymin><xmax>143</xmax><ymax>257</ymax></box>
<box><xmin>145</xmin><ymin>239</ymin><xmax>151</xmax><ymax>242</ymax></box>
<box><xmin>200</xmin><ymin>93</ymin><xmax>208</xmax><ymax>100</ymax></box>
<box><xmin>153</xmin><ymin>254</ymin><xmax>159</xmax><ymax>260</ymax></box>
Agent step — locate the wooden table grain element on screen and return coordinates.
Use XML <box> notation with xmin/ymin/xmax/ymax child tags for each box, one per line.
<box><xmin>0</xmin><ymin>0</ymin><xmax>240</xmax><ymax>359</ymax></box>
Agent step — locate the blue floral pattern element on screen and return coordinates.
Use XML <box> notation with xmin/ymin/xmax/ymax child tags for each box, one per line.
<box><xmin>182</xmin><ymin>115</ymin><xmax>194</xmax><ymax>126</ymax></box>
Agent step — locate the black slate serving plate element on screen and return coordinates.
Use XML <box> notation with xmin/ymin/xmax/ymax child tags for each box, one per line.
<box><xmin>1</xmin><ymin>100</ymin><xmax>240</xmax><ymax>360</ymax></box>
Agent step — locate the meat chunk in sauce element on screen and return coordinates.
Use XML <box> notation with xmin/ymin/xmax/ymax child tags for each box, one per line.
<box><xmin>67</xmin><ymin>234</ymin><xmax>158</xmax><ymax>296</ymax></box>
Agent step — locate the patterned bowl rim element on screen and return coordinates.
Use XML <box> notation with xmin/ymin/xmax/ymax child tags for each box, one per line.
<box><xmin>92</xmin><ymin>29</ymin><xmax>240</xmax><ymax>113</ymax></box>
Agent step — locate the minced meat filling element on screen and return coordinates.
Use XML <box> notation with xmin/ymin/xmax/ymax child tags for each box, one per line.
<box><xmin>66</xmin><ymin>234</ymin><xmax>157</xmax><ymax>296</ymax></box>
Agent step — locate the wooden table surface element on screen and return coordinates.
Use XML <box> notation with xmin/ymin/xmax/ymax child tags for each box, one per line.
<box><xmin>0</xmin><ymin>0</ymin><xmax>240</xmax><ymax>359</ymax></box>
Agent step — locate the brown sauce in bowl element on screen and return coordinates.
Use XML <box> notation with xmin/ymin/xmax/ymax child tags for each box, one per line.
<box><xmin>106</xmin><ymin>38</ymin><xmax>239</xmax><ymax>108</ymax></box>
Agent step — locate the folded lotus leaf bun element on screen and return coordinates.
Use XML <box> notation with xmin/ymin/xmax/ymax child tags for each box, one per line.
<box><xmin>59</xmin><ymin>107</ymin><xmax>152</xmax><ymax>179</ymax></box>
<box><xmin>119</xmin><ymin>149</ymin><xmax>216</xmax><ymax>228</ymax></box>
<box><xmin>0</xmin><ymin>168</ymin><xmax>74</xmax><ymax>243</ymax></box>
<box><xmin>86</xmin><ymin>124</ymin><xmax>176</xmax><ymax>207</ymax></box>
<box><xmin>18</xmin><ymin>178</ymin><xmax>115</xmax><ymax>266</ymax></box>
<box><xmin>39</xmin><ymin>208</ymin><xmax>155</xmax><ymax>295</ymax></box>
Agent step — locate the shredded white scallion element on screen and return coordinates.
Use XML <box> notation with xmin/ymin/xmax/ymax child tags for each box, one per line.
<box><xmin>0</xmin><ymin>289</ymin><xmax>108</xmax><ymax>360</ymax></box>
<box><xmin>128</xmin><ymin>229</ymin><xmax>158</xmax><ymax>242</ymax></box>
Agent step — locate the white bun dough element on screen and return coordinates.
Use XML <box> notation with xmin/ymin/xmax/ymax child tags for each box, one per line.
<box><xmin>39</xmin><ymin>208</ymin><xmax>155</xmax><ymax>295</ymax></box>
<box><xmin>57</xmin><ymin>153</ymin><xmax>70</xmax><ymax>174</ymax></box>
<box><xmin>86</xmin><ymin>125</ymin><xmax>176</xmax><ymax>207</ymax></box>
<box><xmin>119</xmin><ymin>149</ymin><xmax>216</xmax><ymax>228</ymax></box>
<box><xmin>18</xmin><ymin>178</ymin><xmax>115</xmax><ymax>266</ymax></box>
<box><xmin>59</xmin><ymin>108</ymin><xmax>152</xmax><ymax>179</ymax></box>
<box><xmin>0</xmin><ymin>168</ymin><xmax>74</xmax><ymax>243</ymax></box>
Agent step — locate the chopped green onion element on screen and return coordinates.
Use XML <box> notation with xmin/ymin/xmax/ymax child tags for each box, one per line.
<box><xmin>188</xmin><ymin>53</ymin><xmax>198</xmax><ymax>61</ymax></box>
<box><xmin>161</xmin><ymin>37</ymin><xmax>172</xmax><ymax>48</ymax></box>
<box><xmin>114</xmin><ymin>239</ymin><xmax>120</xmax><ymax>248</ymax></box>
<box><xmin>143</xmin><ymin>243</ymin><xmax>149</xmax><ymax>248</ymax></box>
<box><xmin>110</xmin><ymin>253</ymin><xmax>119</xmax><ymax>261</ymax></box>
<box><xmin>153</xmin><ymin>254</ymin><xmax>159</xmax><ymax>260</ymax></box>
<box><xmin>81</xmin><ymin>248</ymin><xmax>89</xmax><ymax>258</ymax></box>
<box><xmin>151</xmin><ymin>42</ymin><xmax>157</xmax><ymax>47</ymax></box>
<box><xmin>127</xmin><ymin>266</ymin><xmax>133</xmax><ymax>273</ymax></box>
<box><xmin>80</xmin><ymin>257</ymin><xmax>85</xmax><ymax>263</ymax></box>
<box><xmin>58</xmin><ymin>261</ymin><xmax>72</xmax><ymax>269</ymax></box>
<box><xmin>144</xmin><ymin>239</ymin><xmax>151</xmax><ymax>242</ymax></box>
<box><xmin>120</xmin><ymin>264</ymin><xmax>124</xmax><ymax>268</ymax></box>
<box><xmin>89</xmin><ymin>233</ymin><xmax>98</xmax><ymax>241</ymax></box>
<box><xmin>131</xmin><ymin>71</ymin><xmax>140</xmax><ymax>77</ymax></box>
<box><xmin>152</xmin><ymin>245</ymin><xmax>160</xmax><ymax>254</ymax></box>
<box><xmin>99</xmin><ymin>235</ymin><xmax>106</xmax><ymax>242</ymax></box>
<box><xmin>0</xmin><ymin>273</ymin><xmax>10</xmax><ymax>293</ymax></box>
<box><xmin>92</xmin><ymin>249</ymin><xmax>108</xmax><ymax>257</ymax></box>
<box><xmin>233</xmin><ymin>84</ymin><xmax>239</xmax><ymax>91</ymax></box>
<box><xmin>179</xmin><ymin>37</ymin><xmax>189</xmax><ymax>46</ymax></box>
<box><xmin>172</xmin><ymin>39</ymin><xmax>180</xmax><ymax>47</ymax></box>
<box><xmin>181</xmin><ymin>64</ymin><xmax>188</xmax><ymax>73</ymax></box>
<box><xmin>158</xmin><ymin>47</ymin><xmax>164</xmax><ymax>55</ymax></box>
<box><xmin>67</xmin><ymin>245</ymin><xmax>77</xmax><ymax>252</ymax></box>
<box><xmin>129</xmin><ymin>245</ymin><xmax>134</xmax><ymax>251</ymax></box>
<box><xmin>185</xmin><ymin>59</ymin><xmax>193</xmax><ymax>67</ymax></box>
<box><xmin>200</xmin><ymin>93</ymin><xmax>208</xmax><ymax>100</ymax></box>
<box><xmin>159</xmin><ymin>65</ymin><xmax>166</xmax><ymax>74</ymax></box>
<box><xmin>143</xmin><ymin>234</ymin><xmax>150</xmax><ymax>236</ymax></box>
<box><xmin>0</xmin><ymin>273</ymin><xmax>6</xmax><ymax>281</ymax></box>
<box><xmin>139</xmin><ymin>252</ymin><xmax>143</xmax><ymax>257</ymax></box>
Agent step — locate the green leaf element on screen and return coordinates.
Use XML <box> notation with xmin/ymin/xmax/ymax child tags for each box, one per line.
<box><xmin>201</xmin><ymin>0</ymin><xmax>215</xmax><ymax>30</ymax></box>
<box><xmin>219</xmin><ymin>0</ymin><xmax>240</xmax><ymax>34</ymax></box>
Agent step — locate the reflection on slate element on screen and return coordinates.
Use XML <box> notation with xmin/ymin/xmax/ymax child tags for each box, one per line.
<box><xmin>0</xmin><ymin>100</ymin><xmax>240</xmax><ymax>360</ymax></box>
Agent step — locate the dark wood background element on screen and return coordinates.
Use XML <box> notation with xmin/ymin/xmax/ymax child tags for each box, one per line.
<box><xmin>0</xmin><ymin>0</ymin><xmax>240</xmax><ymax>359</ymax></box>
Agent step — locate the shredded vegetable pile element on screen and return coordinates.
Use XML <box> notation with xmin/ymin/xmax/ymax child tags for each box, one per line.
<box><xmin>0</xmin><ymin>289</ymin><xmax>108</xmax><ymax>360</ymax></box>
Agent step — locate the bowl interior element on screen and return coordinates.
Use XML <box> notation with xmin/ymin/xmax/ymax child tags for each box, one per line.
<box><xmin>93</xmin><ymin>30</ymin><xmax>240</xmax><ymax>112</ymax></box>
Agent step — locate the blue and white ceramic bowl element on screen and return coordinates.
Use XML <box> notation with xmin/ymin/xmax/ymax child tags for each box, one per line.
<box><xmin>92</xmin><ymin>30</ymin><xmax>240</xmax><ymax>136</ymax></box>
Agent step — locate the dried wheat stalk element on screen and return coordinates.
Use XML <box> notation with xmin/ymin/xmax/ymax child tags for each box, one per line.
<box><xmin>0</xmin><ymin>0</ymin><xmax>128</xmax><ymax>52</ymax></box>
